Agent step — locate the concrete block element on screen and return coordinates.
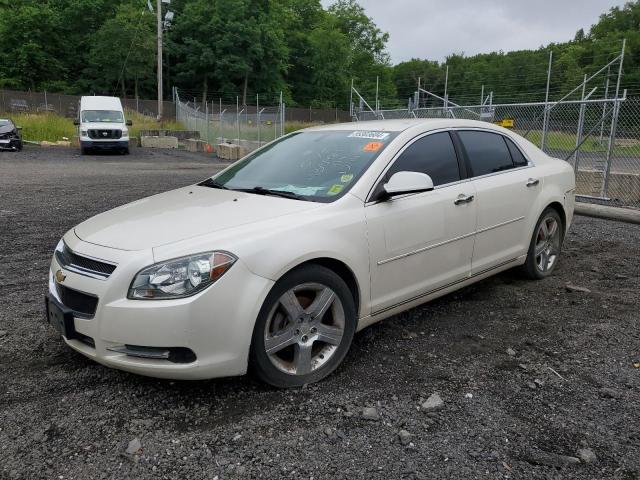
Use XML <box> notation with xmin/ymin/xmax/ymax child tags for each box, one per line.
<box><xmin>184</xmin><ymin>138</ymin><xmax>207</xmax><ymax>152</ymax></box>
<box><xmin>140</xmin><ymin>136</ymin><xmax>178</xmax><ymax>149</ymax></box>
<box><xmin>217</xmin><ymin>142</ymin><xmax>244</xmax><ymax>160</ymax></box>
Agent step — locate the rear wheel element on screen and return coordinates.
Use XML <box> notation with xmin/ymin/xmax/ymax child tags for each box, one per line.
<box><xmin>522</xmin><ymin>208</ymin><xmax>563</xmax><ymax>279</ymax></box>
<box><xmin>249</xmin><ymin>265</ymin><xmax>356</xmax><ymax>388</ymax></box>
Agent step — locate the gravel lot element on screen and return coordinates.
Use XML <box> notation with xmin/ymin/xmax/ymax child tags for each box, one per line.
<box><xmin>1</xmin><ymin>147</ymin><xmax>639</xmax><ymax>480</ymax></box>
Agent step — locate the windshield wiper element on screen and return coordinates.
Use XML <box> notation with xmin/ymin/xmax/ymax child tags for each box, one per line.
<box><xmin>198</xmin><ymin>178</ymin><xmax>229</xmax><ymax>190</ymax></box>
<box><xmin>238</xmin><ymin>186</ymin><xmax>308</xmax><ymax>201</ymax></box>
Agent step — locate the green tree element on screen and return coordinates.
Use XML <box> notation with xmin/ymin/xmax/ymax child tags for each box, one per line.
<box><xmin>85</xmin><ymin>3</ymin><xmax>156</xmax><ymax>97</ymax></box>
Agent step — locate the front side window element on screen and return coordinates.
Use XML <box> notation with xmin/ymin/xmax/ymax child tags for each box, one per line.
<box><xmin>386</xmin><ymin>132</ymin><xmax>461</xmax><ymax>186</ymax></box>
<box><xmin>458</xmin><ymin>131</ymin><xmax>515</xmax><ymax>176</ymax></box>
<box><xmin>81</xmin><ymin>110</ymin><xmax>124</xmax><ymax>123</ymax></box>
<box><xmin>209</xmin><ymin>130</ymin><xmax>398</xmax><ymax>202</ymax></box>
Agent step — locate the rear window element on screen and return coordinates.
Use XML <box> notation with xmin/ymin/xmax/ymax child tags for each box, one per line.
<box><xmin>504</xmin><ymin>137</ymin><xmax>528</xmax><ymax>167</ymax></box>
<box><xmin>458</xmin><ymin>131</ymin><xmax>515</xmax><ymax>177</ymax></box>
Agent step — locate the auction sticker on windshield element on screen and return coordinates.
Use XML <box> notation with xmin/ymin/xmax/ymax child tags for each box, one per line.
<box><xmin>348</xmin><ymin>131</ymin><xmax>390</xmax><ymax>140</ymax></box>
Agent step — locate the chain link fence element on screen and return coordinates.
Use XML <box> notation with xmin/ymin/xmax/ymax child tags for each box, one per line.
<box><xmin>176</xmin><ymin>91</ymin><xmax>285</xmax><ymax>153</ymax></box>
<box><xmin>175</xmin><ymin>89</ymin><xmax>351</xmax><ymax>153</ymax></box>
<box><xmin>0</xmin><ymin>88</ymin><xmax>175</xmax><ymax>118</ymax></box>
<box><xmin>354</xmin><ymin>97</ymin><xmax>640</xmax><ymax>208</ymax></box>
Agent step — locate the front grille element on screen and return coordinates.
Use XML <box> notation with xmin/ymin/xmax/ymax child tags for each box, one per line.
<box><xmin>55</xmin><ymin>284</ymin><xmax>98</xmax><ymax>318</ymax></box>
<box><xmin>56</xmin><ymin>244</ymin><xmax>116</xmax><ymax>279</ymax></box>
<box><xmin>88</xmin><ymin>129</ymin><xmax>122</xmax><ymax>139</ymax></box>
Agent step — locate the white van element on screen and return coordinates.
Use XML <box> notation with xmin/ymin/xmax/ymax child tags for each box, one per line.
<box><xmin>75</xmin><ymin>96</ymin><xmax>132</xmax><ymax>154</ymax></box>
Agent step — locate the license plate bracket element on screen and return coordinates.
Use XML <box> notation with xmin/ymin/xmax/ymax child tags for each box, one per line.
<box><xmin>45</xmin><ymin>294</ymin><xmax>77</xmax><ymax>340</ymax></box>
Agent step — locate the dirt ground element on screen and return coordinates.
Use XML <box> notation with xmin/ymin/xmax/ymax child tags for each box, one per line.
<box><xmin>0</xmin><ymin>146</ymin><xmax>639</xmax><ymax>480</ymax></box>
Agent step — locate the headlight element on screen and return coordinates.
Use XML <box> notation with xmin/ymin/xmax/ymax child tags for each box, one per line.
<box><xmin>81</xmin><ymin>130</ymin><xmax>88</xmax><ymax>136</ymax></box>
<box><xmin>121</xmin><ymin>129</ymin><xmax>129</xmax><ymax>137</ymax></box>
<box><xmin>128</xmin><ymin>251</ymin><xmax>237</xmax><ymax>300</ymax></box>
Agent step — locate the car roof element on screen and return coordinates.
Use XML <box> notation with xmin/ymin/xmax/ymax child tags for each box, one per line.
<box><xmin>80</xmin><ymin>96</ymin><xmax>123</xmax><ymax>110</ymax></box>
<box><xmin>306</xmin><ymin>118</ymin><xmax>509</xmax><ymax>134</ymax></box>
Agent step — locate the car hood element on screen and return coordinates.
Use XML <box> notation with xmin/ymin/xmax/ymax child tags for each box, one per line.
<box><xmin>0</xmin><ymin>124</ymin><xmax>15</xmax><ymax>134</ymax></box>
<box><xmin>74</xmin><ymin>186</ymin><xmax>320</xmax><ymax>251</ymax></box>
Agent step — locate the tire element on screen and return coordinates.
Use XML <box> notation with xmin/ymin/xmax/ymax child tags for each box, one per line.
<box><xmin>16</xmin><ymin>141</ymin><xmax>23</xmax><ymax>152</ymax></box>
<box><xmin>81</xmin><ymin>147</ymin><xmax>90</xmax><ymax>155</ymax></box>
<box><xmin>249</xmin><ymin>264</ymin><xmax>357</xmax><ymax>388</ymax></box>
<box><xmin>522</xmin><ymin>207</ymin><xmax>564</xmax><ymax>280</ymax></box>
<box><xmin>122</xmin><ymin>147</ymin><xmax>130</xmax><ymax>155</ymax></box>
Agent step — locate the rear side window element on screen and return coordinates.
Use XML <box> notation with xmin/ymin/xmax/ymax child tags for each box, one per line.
<box><xmin>458</xmin><ymin>131</ymin><xmax>514</xmax><ymax>177</ymax></box>
<box><xmin>387</xmin><ymin>132</ymin><xmax>460</xmax><ymax>186</ymax></box>
<box><xmin>504</xmin><ymin>137</ymin><xmax>528</xmax><ymax>167</ymax></box>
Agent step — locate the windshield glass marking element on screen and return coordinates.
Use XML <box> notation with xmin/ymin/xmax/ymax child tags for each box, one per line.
<box><xmin>347</xmin><ymin>131</ymin><xmax>390</xmax><ymax>140</ymax></box>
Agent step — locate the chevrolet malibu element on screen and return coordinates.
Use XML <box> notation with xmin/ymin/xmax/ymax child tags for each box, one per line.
<box><xmin>46</xmin><ymin>119</ymin><xmax>575</xmax><ymax>387</ymax></box>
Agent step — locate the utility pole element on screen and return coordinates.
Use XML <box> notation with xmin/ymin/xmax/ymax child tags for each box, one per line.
<box><xmin>157</xmin><ymin>0</ymin><xmax>163</xmax><ymax>121</ymax></box>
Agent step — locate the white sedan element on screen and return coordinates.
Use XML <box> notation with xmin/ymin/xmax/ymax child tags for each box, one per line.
<box><xmin>46</xmin><ymin>119</ymin><xmax>575</xmax><ymax>387</ymax></box>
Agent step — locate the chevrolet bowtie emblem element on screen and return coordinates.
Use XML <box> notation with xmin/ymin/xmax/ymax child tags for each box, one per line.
<box><xmin>55</xmin><ymin>269</ymin><xmax>66</xmax><ymax>283</ymax></box>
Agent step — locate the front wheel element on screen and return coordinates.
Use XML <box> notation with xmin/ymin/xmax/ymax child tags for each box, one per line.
<box><xmin>522</xmin><ymin>207</ymin><xmax>564</xmax><ymax>279</ymax></box>
<box><xmin>249</xmin><ymin>265</ymin><xmax>356</xmax><ymax>388</ymax></box>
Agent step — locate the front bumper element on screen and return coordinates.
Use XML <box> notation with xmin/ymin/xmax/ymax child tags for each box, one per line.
<box><xmin>0</xmin><ymin>138</ymin><xmax>21</xmax><ymax>150</ymax></box>
<box><xmin>47</xmin><ymin>231</ymin><xmax>274</xmax><ymax>380</ymax></box>
<box><xmin>81</xmin><ymin>140</ymin><xmax>129</xmax><ymax>150</ymax></box>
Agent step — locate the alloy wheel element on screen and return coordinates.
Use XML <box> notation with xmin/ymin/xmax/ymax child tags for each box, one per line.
<box><xmin>264</xmin><ymin>282</ymin><xmax>345</xmax><ymax>376</ymax></box>
<box><xmin>535</xmin><ymin>215</ymin><xmax>560</xmax><ymax>273</ymax></box>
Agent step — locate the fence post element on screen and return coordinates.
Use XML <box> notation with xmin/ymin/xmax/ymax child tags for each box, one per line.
<box><xmin>574</xmin><ymin>74</ymin><xmax>587</xmax><ymax>171</ymax></box>
<box><xmin>541</xmin><ymin>50</ymin><xmax>553</xmax><ymax>151</ymax></box>
<box><xmin>205</xmin><ymin>100</ymin><xmax>209</xmax><ymax>146</ymax></box>
<box><xmin>236</xmin><ymin>96</ymin><xmax>240</xmax><ymax>145</ymax></box>
<box><xmin>603</xmin><ymin>39</ymin><xmax>626</xmax><ymax>198</ymax></box>
<box><xmin>599</xmin><ymin>67</ymin><xmax>610</xmax><ymax>146</ymax></box>
<box><xmin>257</xmin><ymin>94</ymin><xmax>260</xmax><ymax>147</ymax></box>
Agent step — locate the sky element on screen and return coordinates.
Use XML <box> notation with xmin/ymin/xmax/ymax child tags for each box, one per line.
<box><xmin>321</xmin><ymin>0</ymin><xmax>628</xmax><ymax>64</ymax></box>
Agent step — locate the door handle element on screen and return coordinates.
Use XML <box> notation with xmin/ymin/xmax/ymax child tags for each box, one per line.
<box><xmin>526</xmin><ymin>178</ymin><xmax>540</xmax><ymax>187</ymax></box>
<box><xmin>454</xmin><ymin>194</ymin><xmax>474</xmax><ymax>205</ymax></box>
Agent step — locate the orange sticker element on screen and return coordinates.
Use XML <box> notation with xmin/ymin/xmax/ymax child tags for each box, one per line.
<box><xmin>363</xmin><ymin>141</ymin><xmax>384</xmax><ymax>152</ymax></box>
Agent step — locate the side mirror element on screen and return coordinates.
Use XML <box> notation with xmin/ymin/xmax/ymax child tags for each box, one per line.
<box><xmin>16</xmin><ymin>126</ymin><xmax>22</xmax><ymax>130</ymax></box>
<box><xmin>383</xmin><ymin>171</ymin><xmax>434</xmax><ymax>198</ymax></box>
<box><xmin>73</xmin><ymin>120</ymin><xmax>80</xmax><ymax>126</ymax></box>
<box><xmin>126</xmin><ymin>120</ymin><xmax>133</xmax><ymax>126</ymax></box>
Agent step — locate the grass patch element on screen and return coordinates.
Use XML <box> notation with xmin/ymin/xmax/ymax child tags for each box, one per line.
<box><xmin>125</xmin><ymin>110</ymin><xmax>185</xmax><ymax>138</ymax></box>
<box><xmin>4</xmin><ymin>112</ymin><xmax>75</xmax><ymax>142</ymax></box>
<box><xmin>1</xmin><ymin>110</ymin><xmax>185</xmax><ymax>142</ymax></box>
<box><xmin>520</xmin><ymin>129</ymin><xmax>639</xmax><ymax>155</ymax></box>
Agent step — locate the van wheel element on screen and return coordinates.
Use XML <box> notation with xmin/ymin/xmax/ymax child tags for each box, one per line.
<box><xmin>522</xmin><ymin>207</ymin><xmax>564</xmax><ymax>280</ymax></box>
<box><xmin>81</xmin><ymin>147</ymin><xmax>90</xmax><ymax>155</ymax></box>
<box><xmin>122</xmin><ymin>148</ymin><xmax>130</xmax><ymax>155</ymax></box>
<box><xmin>249</xmin><ymin>265</ymin><xmax>356</xmax><ymax>388</ymax></box>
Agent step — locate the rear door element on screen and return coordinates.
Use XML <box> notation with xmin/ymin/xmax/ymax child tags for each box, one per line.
<box><xmin>454</xmin><ymin>130</ymin><xmax>541</xmax><ymax>274</ymax></box>
<box><xmin>365</xmin><ymin>131</ymin><xmax>477</xmax><ymax>314</ymax></box>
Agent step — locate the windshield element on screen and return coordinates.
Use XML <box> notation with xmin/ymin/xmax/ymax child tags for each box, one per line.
<box><xmin>81</xmin><ymin>110</ymin><xmax>124</xmax><ymax>123</ymax></box>
<box><xmin>209</xmin><ymin>130</ymin><xmax>398</xmax><ymax>202</ymax></box>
